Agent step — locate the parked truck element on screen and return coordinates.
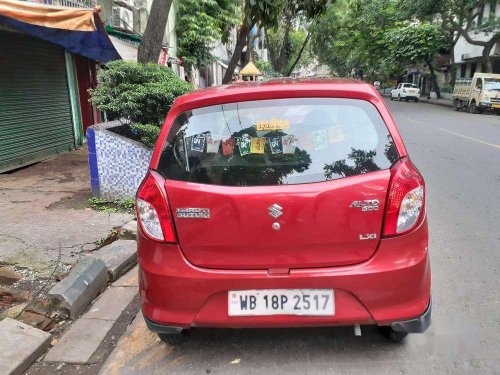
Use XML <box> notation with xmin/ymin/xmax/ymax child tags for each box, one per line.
<box><xmin>452</xmin><ymin>73</ymin><xmax>500</xmax><ymax>114</ymax></box>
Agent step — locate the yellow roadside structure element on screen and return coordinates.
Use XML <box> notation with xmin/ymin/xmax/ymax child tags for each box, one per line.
<box><xmin>240</xmin><ymin>61</ymin><xmax>261</xmax><ymax>81</ymax></box>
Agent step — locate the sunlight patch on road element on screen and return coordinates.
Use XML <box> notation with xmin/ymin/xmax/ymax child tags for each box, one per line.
<box><xmin>438</xmin><ymin>128</ymin><xmax>500</xmax><ymax>149</ymax></box>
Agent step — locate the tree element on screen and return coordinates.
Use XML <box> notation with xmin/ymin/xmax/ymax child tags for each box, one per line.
<box><xmin>311</xmin><ymin>0</ymin><xmax>404</xmax><ymax>81</ymax></box>
<box><xmin>175</xmin><ymin>0</ymin><xmax>239</xmax><ymax>79</ymax></box>
<box><xmin>137</xmin><ymin>0</ymin><xmax>172</xmax><ymax>63</ymax></box>
<box><xmin>398</xmin><ymin>0</ymin><xmax>500</xmax><ymax>72</ymax></box>
<box><xmin>267</xmin><ymin>26</ymin><xmax>313</xmax><ymax>75</ymax></box>
<box><xmin>222</xmin><ymin>0</ymin><xmax>328</xmax><ymax>83</ymax></box>
<box><xmin>387</xmin><ymin>23</ymin><xmax>447</xmax><ymax>98</ymax></box>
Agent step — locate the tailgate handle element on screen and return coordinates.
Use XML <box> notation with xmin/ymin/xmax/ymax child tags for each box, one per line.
<box><xmin>267</xmin><ymin>268</ymin><xmax>290</xmax><ymax>277</ymax></box>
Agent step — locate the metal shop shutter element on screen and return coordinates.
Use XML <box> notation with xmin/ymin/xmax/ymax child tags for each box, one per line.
<box><xmin>0</xmin><ymin>30</ymin><xmax>75</xmax><ymax>173</ymax></box>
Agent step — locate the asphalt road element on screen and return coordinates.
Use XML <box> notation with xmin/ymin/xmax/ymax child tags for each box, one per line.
<box><xmin>100</xmin><ymin>100</ymin><xmax>500</xmax><ymax>375</ymax></box>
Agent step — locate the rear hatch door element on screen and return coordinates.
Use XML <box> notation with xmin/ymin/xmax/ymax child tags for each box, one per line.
<box><xmin>157</xmin><ymin>97</ymin><xmax>398</xmax><ymax>269</ymax></box>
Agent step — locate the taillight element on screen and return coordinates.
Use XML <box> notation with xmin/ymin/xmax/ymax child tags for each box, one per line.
<box><xmin>136</xmin><ymin>172</ymin><xmax>176</xmax><ymax>243</ymax></box>
<box><xmin>383</xmin><ymin>158</ymin><xmax>425</xmax><ymax>237</ymax></box>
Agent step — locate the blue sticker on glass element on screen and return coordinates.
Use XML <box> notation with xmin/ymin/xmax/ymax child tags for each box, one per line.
<box><xmin>191</xmin><ymin>134</ymin><xmax>206</xmax><ymax>152</ymax></box>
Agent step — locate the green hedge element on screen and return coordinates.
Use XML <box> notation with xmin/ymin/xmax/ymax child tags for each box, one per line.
<box><xmin>90</xmin><ymin>60</ymin><xmax>192</xmax><ymax>147</ymax></box>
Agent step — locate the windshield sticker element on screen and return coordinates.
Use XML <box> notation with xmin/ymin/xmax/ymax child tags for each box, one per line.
<box><xmin>251</xmin><ymin>137</ymin><xmax>266</xmax><ymax>154</ymax></box>
<box><xmin>282</xmin><ymin>135</ymin><xmax>297</xmax><ymax>154</ymax></box>
<box><xmin>222</xmin><ymin>138</ymin><xmax>235</xmax><ymax>156</ymax></box>
<box><xmin>256</xmin><ymin>118</ymin><xmax>290</xmax><ymax>131</ymax></box>
<box><xmin>269</xmin><ymin>136</ymin><xmax>283</xmax><ymax>154</ymax></box>
<box><xmin>191</xmin><ymin>134</ymin><xmax>205</xmax><ymax>152</ymax></box>
<box><xmin>236</xmin><ymin>135</ymin><xmax>252</xmax><ymax>155</ymax></box>
<box><xmin>313</xmin><ymin>130</ymin><xmax>328</xmax><ymax>150</ymax></box>
<box><xmin>206</xmin><ymin>134</ymin><xmax>221</xmax><ymax>153</ymax></box>
<box><xmin>328</xmin><ymin>126</ymin><xmax>344</xmax><ymax>143</ymax></box>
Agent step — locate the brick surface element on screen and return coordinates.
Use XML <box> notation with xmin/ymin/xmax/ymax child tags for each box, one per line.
<box><xmin>91</xmin><ymin>240</ymin><xmax>137</xmax><ymax>281</ymax></box>
<box><xmin>48</xmin><ymin>257</ymin><xmax>108</xmax><ymax>318</ymax></box>
<box><xmin>112</xmin><ymin>265</ymin><xmax>139</xmax><ymax>288</ymax></box>
<box><xmin>0</xmin><ymin>318</ymin><xmax>51</xmax><ymax>375</ymax></box>
<box><xmin>44</xmin><ymin>318</ymin><xmax>114</xmax><ymax>364</ymax></box>
<box><xmin>84</xmin><ymin>286</ymin><xmax>137</xmax><ymax>321</ymax></box>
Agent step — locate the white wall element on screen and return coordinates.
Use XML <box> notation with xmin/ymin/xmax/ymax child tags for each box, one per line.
<box><xmin>454</xmin><ymin>3</ymin><xmax>500</xmax><ymax>63</ymax></box>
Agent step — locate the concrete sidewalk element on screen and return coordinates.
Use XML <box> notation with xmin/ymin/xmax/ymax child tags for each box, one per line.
<box><xmin>0</xmin><ymin>148</ymin><xmax>133</xmax><ymax>270</ymax></box>
<box><xmin>418</xmin><ymin>97</ymin><xmax>453</xmax><ymax>108</ymax></box>
<box><xmin>0</xmin><ymin>148</ymin><xmax>134</xmax><ymax>331</ymax></box>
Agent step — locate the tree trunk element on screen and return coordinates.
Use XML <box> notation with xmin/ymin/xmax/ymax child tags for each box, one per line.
<box><xmin>246</xmin><ymin>29</ymin><xmax>255</xmax><ymax>64</ymax></box>
<box><xmin>427</xmin><ymin>60</ymin><xmax>441</xmax><ymax>99</ymax></box>
<box><xmin>137</xmin><ymin>0</ymin><xmax>173</xmax><ymax>63</ymax></box>
<box><xmin>275</xmin><ymin>15</ymin><xmax>292</xmax><ymax>73</ymax></box>
<box><xmin>481</xmin><ymin>40</ymin><xmax>497</xmax><ymax>73</ymax></box>
<box><xmin>285</xmin><ymin>32</ymin><xmax>311</xmax><ymax>77</ymax></box>
<box><xmin>222</xmin><ymin>24</ymin><xmax>252</xmax><ymax>84</ymax></box>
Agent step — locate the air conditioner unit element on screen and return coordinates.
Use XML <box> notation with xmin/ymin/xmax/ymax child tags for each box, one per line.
<box><xmin>111</xmin><ymin>6</ymin><xmax>133</xmax><ymax>30</ymax></box>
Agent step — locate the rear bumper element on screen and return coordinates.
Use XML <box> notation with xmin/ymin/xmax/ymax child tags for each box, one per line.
<box><xmin>139</xmin><ymin>218</ymin><xmax>430</xmax><ymax>331</ymax></box>
<box><xmin>390</xmin><ymin>298</ymin><xmax>431</xmax><ymax>333</ymax></box>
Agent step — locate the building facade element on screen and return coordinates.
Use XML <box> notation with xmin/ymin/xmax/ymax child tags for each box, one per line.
<box><xmin>454</xmin><ymin>1</ymin><xmax>500</xmax><ymax>77</ymax></box>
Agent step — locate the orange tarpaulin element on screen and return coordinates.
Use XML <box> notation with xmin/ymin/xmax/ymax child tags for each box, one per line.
<box><xmin>0</xmin><ymin>0</ymin><xmax>97</xmax><ymax>31</ymax></box>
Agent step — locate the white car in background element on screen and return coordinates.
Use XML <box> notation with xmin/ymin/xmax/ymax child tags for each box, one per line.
<box><xmin>391</xmin><ymin>83</ymin><xmax>420</xmax><ymax>102</ymax></box>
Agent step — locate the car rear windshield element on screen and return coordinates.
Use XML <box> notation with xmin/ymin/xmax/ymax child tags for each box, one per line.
<box><xmin>157</xmin><ymin>98</ymin><xmax>398</xmax><ymax>186</ymax></box>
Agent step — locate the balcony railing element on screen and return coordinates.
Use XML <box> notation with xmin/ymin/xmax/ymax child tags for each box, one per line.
<box><xmin>26</xmin><ymin>0</ymin><xmax>97</xmax><ymax>9</ymax></box>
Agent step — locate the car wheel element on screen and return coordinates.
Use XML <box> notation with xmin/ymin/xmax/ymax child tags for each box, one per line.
<box><xmin>405</xmin><ymin>98</ymin><xmax>409</xmax><ymax>102</ymax></box>
<box><xmin>414</xmin><ymin>98</ymin><xmax>419</xmax><ymax>103</ymax></box>
<box><xmin>398</xmin><ymin>95</ymin><xmax>402</xmax><ymax>101</ymax></box>
<box><xmin>158</xmin><ymin>330</ymin><xmax>191</xmax><ymax>345</ymax></box>
<box><xmin>453</xmin><ymin>99</ymin><xmax>460</xmax><ymax>111</ymax></box>
<box><xmin>378</xmin><ymin>326</ymin><xmax>408</xmax><ymax>343</ymax></box>
<box><xmin>390</xmin><ymin>96</ymin><xmax>394</xmax><ymax>101</ymax></box>
<box><xmin>496</xmin><ymin>109</ymin><xmax>500</xmax><ymax>116</ymax></box>
<box><xmin>469</xmin><ymin>101</ymin><xmax>478</xmax><ymax>114</ymax></box>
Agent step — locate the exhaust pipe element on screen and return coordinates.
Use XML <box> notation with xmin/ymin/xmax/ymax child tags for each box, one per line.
<box><xmin>354</xmin><ymin>324</ymin><xmax>362</xmax><ymax>336</ymax></box>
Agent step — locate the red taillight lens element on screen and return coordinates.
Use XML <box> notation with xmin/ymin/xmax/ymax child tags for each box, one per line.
<box><xmin>383</xmin><ymin>158</ymin><xmax>425</xmax><ymax>237</ymax></box>
<box><xmin>136</xmin><ymin>172</ymin><xmax>176</xmax><ymax>243</ymax></box>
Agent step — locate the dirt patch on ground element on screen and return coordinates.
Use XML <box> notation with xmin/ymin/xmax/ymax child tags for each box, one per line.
<box><xmin>46</xmin><ymin>191</ymin><xmax>93</xmax><ymax>211</ymax></box>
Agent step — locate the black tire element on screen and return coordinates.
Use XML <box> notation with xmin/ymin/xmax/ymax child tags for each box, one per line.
<box><xmin>378</xmin><ymin>326</ymin><xmax>408</xmax><ymax>343</ymax></box>
<box><xmin>405</xmin><ymin>98</ymin><xmax>409</xmax><ymax>102</ymax></box>
<box><xmin>453</xmin><ymin>99</ymin><xmax>460</xmax><ymax>111</ymax></box>
<box><xmin>398</xmin><ymin>95</ymin><xmax>402</xmax><ymax>101</ymax></box>
<box><xmin>414</xmin><ymin>98</ymin><xmax>419</xmax><ymax>103</ymax></box>
<box><xmin>158</xmin><ymin>330</ymin><xmax>191</xmax><ymax>345</ymax></box>
<box><xmin>496</xmin><ymin>109</ymin><xmax>500</xmax><ymax>116</ymax></box>
<box><xmin>469</xmin><ymin>100</ymin><xmax>478</xmax><ymax>114</ymax></box>
<box><xmin>390</xmin><ymin>96</ymin><xmax>394</xmax><ymax>101</ymax></box>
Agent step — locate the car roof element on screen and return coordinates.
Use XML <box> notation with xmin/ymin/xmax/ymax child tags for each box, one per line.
<box><xmin>172</xmin><ymin>78</ymin><xmax>379</xmax><ymax>112</ymax></box>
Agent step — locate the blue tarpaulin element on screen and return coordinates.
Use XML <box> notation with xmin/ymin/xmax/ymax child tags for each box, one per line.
<box><xmin>0</xmin><ymin>0</ymin><xmax>120</xmax><ymax>62</ymax></box>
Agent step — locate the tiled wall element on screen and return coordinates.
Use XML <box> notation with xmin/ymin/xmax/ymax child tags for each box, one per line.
<box><xmin>87</xmin><ymin>121</ymin><xmax>152</xmax><ymax>200</ymax></box>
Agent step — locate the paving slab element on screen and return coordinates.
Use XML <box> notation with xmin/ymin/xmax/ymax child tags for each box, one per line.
<box><xmin>84</xmin><ymin>286</ymin><xmax>137</xmax><ymax>321</ymax></box>
<box><xmin>0</xmin><ymin>318</ymin><xmax>51</xmax><ymax>375</ymax></box>
<box><xmin>112</xmin><ymin>264</ymin><xmax>139</xmax><ymax>288</ymax></box>
<box><xmin>91</xmin><ymin>240</ymin><xmax>137</xmax><ymax>281</ymax></box>
<box><xmin>48</xmin><ymin>257</ymin><xmax>108</xmax><ymax>318</ymax></box>
<box><xmin>44</xmin><ymin>318</ymin><xmax>115</xmax><ymax>364</ymax></box>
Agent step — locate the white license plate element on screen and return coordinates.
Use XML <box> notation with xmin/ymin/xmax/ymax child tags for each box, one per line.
<box><xmin>228</xmin><ymin>289</ymin><xmax>334</xmax><ymax>316</ymax></box>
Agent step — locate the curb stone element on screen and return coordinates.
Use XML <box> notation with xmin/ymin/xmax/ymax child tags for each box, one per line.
<box><xmin>48</xmin><ymin>257</ymin><xmax>108</xmax><ymax>319</ymax></box>
<box><xmin>90</xmin><ymin>240</ymin><xmax>137</xmax><ymax>281</ymax></box>
<box><xmin>0</xmin><ymin>318</ymin><xmax>51</xmax><ymax>375</ymax></box>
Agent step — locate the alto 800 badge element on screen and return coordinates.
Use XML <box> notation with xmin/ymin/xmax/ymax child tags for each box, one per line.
<box><xmin>176</xmin><ymin>208</ymin><xmax>210</xmax><ymax>219</ymax></box>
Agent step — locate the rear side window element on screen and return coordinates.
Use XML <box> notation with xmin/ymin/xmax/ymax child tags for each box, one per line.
<box><xmin>157</xmin><ymin>98</ymin><xmax>398</xmax><ymax>186</ymax></box>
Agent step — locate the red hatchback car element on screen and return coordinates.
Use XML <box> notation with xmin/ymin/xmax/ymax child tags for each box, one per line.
<box><xmin>136</xmin><ymin>79</ymin><xmax>431</xmax><ymax>344</ymax></box>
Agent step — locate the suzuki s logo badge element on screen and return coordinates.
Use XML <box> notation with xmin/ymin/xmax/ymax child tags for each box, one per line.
<box><xmin>268</xmin><ymin>204</ymin><xmax>283</xmax><ymax>218</ymax></box>
<box><xmin>176</xmin><ymin>208</ymin><xmax>210</xmax><ymax>219</ymax></box>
